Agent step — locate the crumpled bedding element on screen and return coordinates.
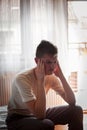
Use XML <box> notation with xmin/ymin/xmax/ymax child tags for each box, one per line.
<box><xmin>0</xmin><ymin>106</ymin><xmax>7</xmax><ymax>129</ymax></box>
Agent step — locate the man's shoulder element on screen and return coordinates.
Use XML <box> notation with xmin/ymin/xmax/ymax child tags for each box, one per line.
<box><xmin>15</xmin><ymin>68</ymin><xmax>35</xmax><ymax>81</ymax></box>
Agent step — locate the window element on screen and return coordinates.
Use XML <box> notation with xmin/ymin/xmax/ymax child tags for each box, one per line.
<box><xmin>0</xmin><ymin>0</ymin><xmax>21</xmax><ymax>54</ymax></box>
<box><xmin>68</xmin><ymin>1</ymin><xmax>87</xmax><ymax>91</ymax></box>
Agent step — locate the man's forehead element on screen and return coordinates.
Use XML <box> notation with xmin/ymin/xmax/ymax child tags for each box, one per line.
<box><xmin>42</xmin><ymin>54</ymin><xmax>57</xmax><ymax>60</ymax></box>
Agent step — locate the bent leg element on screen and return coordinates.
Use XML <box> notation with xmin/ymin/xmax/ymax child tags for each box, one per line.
<box><xmin>46</xmin><ymin>105</ymin><xmax>83</xmax><ymax>130</ymax></box>
<box><xmin>6</xmin><ymin>116</ymin><xmax>54</xmax><ymax>130</ymax></box>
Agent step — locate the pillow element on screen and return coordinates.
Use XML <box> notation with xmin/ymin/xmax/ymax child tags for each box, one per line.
<box><xmin>0</xmin><ymin>106</ymin><xmax>7</xmax><ymax>128</ymax></box>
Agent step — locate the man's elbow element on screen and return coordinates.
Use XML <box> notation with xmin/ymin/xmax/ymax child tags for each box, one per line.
<box><xmin>68</xmin><ymin>98</ymin><xmax>76</xmax><ymax>106</ymax></box>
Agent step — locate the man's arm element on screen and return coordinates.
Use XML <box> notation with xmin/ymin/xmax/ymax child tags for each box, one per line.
<box><xmin>54</xmin><ymin>62</ymin><xmax>76</xmax><ymax>105</ymax></box>
<box><xmin>26</xmin><ymin>80</ymin><xmax>46</xmax><ymax>119</ymax></box>
<box><xmin>26</xmin><ymin>60</ymin><xmax>46</xmax><ymax>119</ymax></box>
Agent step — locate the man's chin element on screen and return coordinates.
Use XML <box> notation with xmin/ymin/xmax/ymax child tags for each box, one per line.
<box><xmin>46</xmin><ymin>71</ymin><xmax>54</xmax><ymax>75</ymax></box>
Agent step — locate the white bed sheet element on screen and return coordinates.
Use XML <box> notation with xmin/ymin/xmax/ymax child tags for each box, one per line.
<box><xmin>0</xmin><ymin>106</ymin><xmax>7</xmax><ymax>129</ymax></box>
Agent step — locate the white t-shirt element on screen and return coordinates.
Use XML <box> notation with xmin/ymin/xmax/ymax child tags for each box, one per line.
<box><xmin>8</xmin><ymin>68</ymin><xmax>64</xmax><ymax>116</ymax></box>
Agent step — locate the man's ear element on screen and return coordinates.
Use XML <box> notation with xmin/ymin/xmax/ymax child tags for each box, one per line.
<box><xmin>34</xmin><ymin>57</ymin><xmax>38</xmax><ymax>64</ymax></box>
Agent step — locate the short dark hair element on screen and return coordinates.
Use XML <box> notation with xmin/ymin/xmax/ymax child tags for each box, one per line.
<box><xmin>36</xmin><ymin>40</ymin><xmax>58</xmax><ymax>58</ymax></box>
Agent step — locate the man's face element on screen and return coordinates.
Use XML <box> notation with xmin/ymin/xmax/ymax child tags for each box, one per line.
<box><xmin>41</xmin><ymin>54</ymin><xmax>58</xmax><ymax>75</ymax></box>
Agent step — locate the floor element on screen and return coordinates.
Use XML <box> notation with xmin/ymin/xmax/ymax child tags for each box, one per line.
<box><xmin>84</xmin><ymin>114</ymin><xmax>87</xmax><ymax>130</ymax></box>
<box><xmin>55</xmin><ymin>125</ymin><xmax>68</xmax><ymax>130</ymax></box>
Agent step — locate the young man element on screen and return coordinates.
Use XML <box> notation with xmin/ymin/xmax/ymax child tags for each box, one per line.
<box><xmin>6</xmin><ymin>40</ymin><xmax>83</xmax><ymax>130</ymax></box>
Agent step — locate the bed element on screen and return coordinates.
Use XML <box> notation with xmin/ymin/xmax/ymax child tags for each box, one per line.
<box><xmin>0</xmin><ymin>73</ymin><xmax>16</xmax><ymax>130</ymax></box>
<box><xmin>0</xmin><ymin>105</ymin><xmax>7</xmax><ymax>130</ymax></box>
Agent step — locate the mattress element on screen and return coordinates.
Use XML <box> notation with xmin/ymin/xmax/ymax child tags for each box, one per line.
<box><xmin>0</xmin><ymin>106</ymin><xmax>7</xmax><ymax>130</ymax></box>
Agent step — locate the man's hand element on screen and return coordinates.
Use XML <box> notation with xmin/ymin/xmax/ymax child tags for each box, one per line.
<box><xmin>35</xmin><ymin>59</ymin><xmax>45</xmax><ymax>80</ymax></box>
<box><xmin>54</xmin><ymin>61</ymin><xmax>62</xmax><ymax>77</ymax></box>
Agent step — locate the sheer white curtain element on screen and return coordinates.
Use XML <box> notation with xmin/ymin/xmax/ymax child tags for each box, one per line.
<box><xmin>0</xmin><ymin>0</ymin><xmax>68</xmax><ymax>75</ymax></box>
<box><xmin>20</xmin><ymin>0</ymin><xmax>68</xmax><ymax>74</ymax></box>
<box><xmin>0</xmin><ymin>0</ymin><xmax>22</xmax><ymax>74</ymax></box>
